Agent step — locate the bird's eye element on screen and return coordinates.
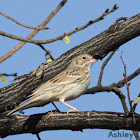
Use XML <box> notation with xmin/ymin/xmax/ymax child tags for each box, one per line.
<box><xmin>82</xmin><ymin>56</ymin><xmax>86</xmax><ymax>59</ymax></box>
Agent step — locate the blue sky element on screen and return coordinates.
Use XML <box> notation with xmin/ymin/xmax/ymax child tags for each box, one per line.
<box><xmin>0</xmin><ymin>0</ymin><xmax>140</xmax><ymax>140</ymax></box>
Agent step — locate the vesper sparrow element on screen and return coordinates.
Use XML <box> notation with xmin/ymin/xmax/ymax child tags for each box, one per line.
<box><xmin>7</xmin><ymin>54</ymin><xmax>97</xmax><ymax>115</ymax></box>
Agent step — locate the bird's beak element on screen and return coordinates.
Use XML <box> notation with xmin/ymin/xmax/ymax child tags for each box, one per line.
<box><xmin>90</xmin><ymin>58</ymin><xmax>98</xmax><ymax>63</ymax></box>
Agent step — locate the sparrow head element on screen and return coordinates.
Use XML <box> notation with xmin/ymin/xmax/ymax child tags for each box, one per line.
<box><xmin>70</xmin><ymin>54</ymin><xmax>97</xmax><ymax>70</ymax></box>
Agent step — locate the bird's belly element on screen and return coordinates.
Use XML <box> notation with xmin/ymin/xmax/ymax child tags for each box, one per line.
<box><xmin>64</xmin><ymin>85</ymin><xmax>87</xmax><ymax>101</ymax></box>
<box><xmin>51</xmin><ymin>82</ymin><xmax>89</xmax><ymax>101</ymax></box>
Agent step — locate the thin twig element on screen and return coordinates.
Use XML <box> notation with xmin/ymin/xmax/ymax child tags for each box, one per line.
<box><xmin>114</xmin><ymin>17</ymin><xmax>128</xmax><ymax>24</ymax></box>
<box><xmin>115</xmin><ymin>68</ymin><xmax>140</xmax><ymax>88</ymax></box>
<box><xmin>36</xmin><ymin>133</ymin><xmax>41</xmax><ymax>140</ymax></box>
<box><xmin>0</xmin><ymin>73</ymin><xmax>17</xmax><ymax>77</ymax></box>
<box><xmin>0</xmin><ymin>0</ymin><xmax>67</xmax><ymax>64</ymax></box>
<box><xmin>120</xmin><ymin>55</ymin><xmax>133</xmax><ymax>112</ymax></box>
<box><xmin>0</xmin><ymin>4</ymin><xmax>118</xmax><ymax>46</ymax></box>
<box><xmin>37</xmin><ymin>44</ymin><xmax>54</xmax><ymax>60</ymax></box>
<box><xmin>98</xmin><ymin>51</ymin><xmax>115</xmax><ymax>86</ymax></box>
<box><xmin>0</xmin><ymin>12</ymin><xmax>49</xmax><ymax>30</ymax></box>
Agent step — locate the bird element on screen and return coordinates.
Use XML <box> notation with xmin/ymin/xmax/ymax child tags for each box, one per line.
<box><xmin>7</xmin><ymin>54</ymin><xmax>97</xmax><ymax>115</ymax></box>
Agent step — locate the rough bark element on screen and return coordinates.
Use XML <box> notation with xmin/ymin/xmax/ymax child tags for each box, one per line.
<box><xmin>0</xmin><ymin>111</ymin><xmax>140</xmax><ymax>138</ymax></box>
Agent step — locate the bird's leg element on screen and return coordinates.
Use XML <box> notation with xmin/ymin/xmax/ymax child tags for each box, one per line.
<box><xmin>59</xmin><ymin>99</ymin><xmax>79</xmax><ymax>112</ymax></box>
<box><xmin>51</xmin><ymin>102</ymin><xmax>60</xmax><ymax>112</ymax></box>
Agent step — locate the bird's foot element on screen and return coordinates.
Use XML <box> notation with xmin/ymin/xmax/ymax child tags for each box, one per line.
<box><xmin>67</xmin><ymin>109</ymin><xmax>79</xmax><ymax>114</ymax></box>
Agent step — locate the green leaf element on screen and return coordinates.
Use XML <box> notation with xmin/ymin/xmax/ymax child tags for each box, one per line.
<box><xmin>0</xmin><ymin>75</ymin><xmax>7</xmax><ymax>82</ymax></box>
<box><xmin>134</xmin><ymin>97</ymin><xmax>140</xmax><ymax>104</ymax></box>
<box><xmin>46</xmin><ymin>58</ymin><xmax>53</xmax><ymax>63</ymax></box>
<box><xmin>64</xmin><ymin>35</ymin><xmax>70</xmax><ymax>44</ymax></box>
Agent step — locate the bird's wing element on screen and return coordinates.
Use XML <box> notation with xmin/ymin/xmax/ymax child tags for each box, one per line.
<box><xmin>28</xmin><ymin>69</ymin><xmax>85</xmax><ymax>98</ymax></box>
<box><xmin>7</xmin><ymin>69</ymin><xmax>85</xmax><ymax>115</ymax></box>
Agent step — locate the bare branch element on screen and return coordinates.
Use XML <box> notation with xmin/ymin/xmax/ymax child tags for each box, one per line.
<box><xmin>0</xmin><ymin>73</ymin><xmax>17</xmax><ymax>77</ymax></box>
<box><xmin>113</xmin><ymin>87</ymin><xmax>129</xmax><ymax>113</ymax></box>
<box><xmin>115</xmin><ymin>68</ymin><xmax>140</xmax><ymax>88</ymax></box>
<box><xmin>98</xmin><ymin>51</ymin><xmax>115</xmax><ymax>86</ymax></box>
<box><xmin>36</xmin><ymin>133</ymin><xmax>41</xmax><ymax>140</ymax></box>
<box><xmin>37</xmin><ymin>44</ymin><xmax>55</xmax><ymax>60</ymax></box>
<box><xmin>91</xmin><ymin>38</ymin><xmax>139</xmax><ymax>140</ymax></box>
<box><xmin>120</xmin><ymin>55</ymin><xmax>133</xmax><ymax>112</ymax></box>
<box><xmin>114</xmin><ymin>17</ymin><xmax>128</xmax><ymax>24</ymax></box>
<box><xmin>0</xmin><ymin>4</ymin><xmax>118</xmax><ymax>45</ymax></box>
<box><xmin>92</xmin><ymin>35</ymin><xmax>140</xmax><ymax>139</ymax></box>
<box><xmin>85</xmin><ymin>68</ymin><xmax>140</xmax><ymax>95</ymax></box>
<box><xmin>0</xmin><ymin>11</ymin><xmax>49</xmax><ymax>30</ymax></box>
<box><xmin>0</xmin><ymin>0</ymin><xmax>67</xmax><ymax>64</ymax></box>
<box><xmin>85</xmin><ymin>66</ymin><xmax>140</xmax><ymax>140</ymax></box>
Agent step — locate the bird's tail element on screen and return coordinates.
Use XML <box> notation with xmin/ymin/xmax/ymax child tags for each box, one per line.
<box><xmin>7</xmin><ymin>99</ymin><xmax>35</xmax><ymax>116</ymax></box>
<box><xmin>7</xmin><ymin>98</ymin><xmax>50</xmax><ymax>116</ymax></box>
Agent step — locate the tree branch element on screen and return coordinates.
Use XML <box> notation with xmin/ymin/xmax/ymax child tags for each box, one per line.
<box><xmin>115</xmin><ymin>68</ymin><xmax>140</xmax><ymax>88</ymax></box>
<box><xmin>0</xmin><ymin>111</ymin><xmax>140</xmax><ymax>138</ymax></box>
<box><xmin>0</xmin><ymin>11</ymin><xmax>49</xmax><ymax>30</ymax></box>
<box><xmin>120</xmin><ymin>54</ymin><xmax>133</xmax><ymax>112</ymax></box>
<box><xmin>85</xmin><ymin>68</ymin><xmax>140</xmax><ymax>95</ymax></box>
<box><xmin>37</xmin><ymin>44</ymin><xmax>55</xmax><ymax>61</ymax></box>
<box><xmin>96</xmin><ymin>49</ymin><xmax>140</xmax><ymax>139</ymax></box>
<box><xmin>0</xmin><ymin>0</ymin><xmax>67</xmax><ymax>63</ymax></box>
<box><xmin>98</xmin><ymin>51</ymin><xmax>115</xmax><ymax>86</ymax></box>
<box><xmin>0</xmin><ymin>5</ymin><xmax>118</xmax><ymax>44</ymax></box>
<box><xmin>0</xmin><ymin>73</ymin><xmax>17</xmax><ymax>77</ymax></box>
<box><xmin>112</xmin><ymin>87</ymin><xmax>129</xmax><ymax>113</ymax></box>
<box><xmin>36</xmin><ymin>133</ymin><xmax>41</xmax><ymax>140</ymax></box>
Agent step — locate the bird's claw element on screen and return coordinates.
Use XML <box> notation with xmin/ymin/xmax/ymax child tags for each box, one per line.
<box><xmin>67</xmin><ymin>109</ymin><xmax>79</xmax><ymax>114</ymax></box>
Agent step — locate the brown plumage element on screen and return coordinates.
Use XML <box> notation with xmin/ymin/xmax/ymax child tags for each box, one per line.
<box><xmin>7</xmin><ymin>54</ymin><xmax>97</xmax><ymax>115</ymax></box>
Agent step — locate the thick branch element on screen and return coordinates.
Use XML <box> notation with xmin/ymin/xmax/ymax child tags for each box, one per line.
<box><xmin>0</xmin><ymin>14</ymin><xmax>140</xmax><ymax>114</ymax></box>
<box><xmin>0</xmin><ymin>111</ymin><xmax>140</xmax><ymax>138</ymax></box>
